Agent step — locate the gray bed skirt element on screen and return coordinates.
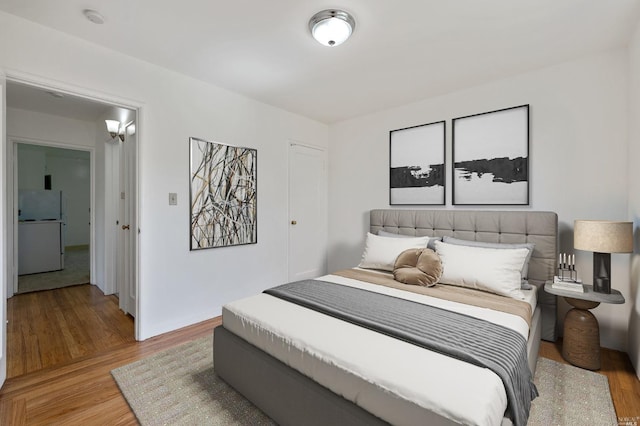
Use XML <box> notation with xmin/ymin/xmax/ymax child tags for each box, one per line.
<box><xmin>214</xmin><ymin>326</ymin><xmax>390</xmax><ymax>426</ymax></box>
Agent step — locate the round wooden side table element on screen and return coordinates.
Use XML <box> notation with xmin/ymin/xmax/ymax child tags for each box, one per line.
<box><xmin>544</xmin><ymin>282</ymin><xmax>625</xmax><ymax>371</ymax></box>
<box><xmin>562</xmin><ymin>297</ymin><xmax>601</xmax><ymax>370</ymax></box>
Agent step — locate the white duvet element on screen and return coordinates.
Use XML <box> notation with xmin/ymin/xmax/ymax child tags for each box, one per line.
<box><xmin>222</xmin><ymin>273</ymin><xmax>537</xmax><ymax>426</ymax></box>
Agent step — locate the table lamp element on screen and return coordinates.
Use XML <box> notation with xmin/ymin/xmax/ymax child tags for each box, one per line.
<box><xmin>573</xmin><ymin>220</ymin><xmax>633</xmax><ymax>294</ymax></box>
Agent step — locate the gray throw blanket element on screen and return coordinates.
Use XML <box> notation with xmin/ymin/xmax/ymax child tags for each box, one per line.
<box><xmin>264</xmin><ymin>280</ymin><xmax>538</xmax><ymax>426</ymax></box>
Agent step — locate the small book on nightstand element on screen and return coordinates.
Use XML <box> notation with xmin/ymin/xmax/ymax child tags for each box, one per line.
<box><xmin>552</xmin><ymin>276</ymin><xmax>585</xmax><ymax>293</ymax></box>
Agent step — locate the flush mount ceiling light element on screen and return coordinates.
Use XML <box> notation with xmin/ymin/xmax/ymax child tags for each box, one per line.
<box><xmin>309</xmin><ymin>9</ymin><xmax>355</xmax><ymax>47</ymax></box>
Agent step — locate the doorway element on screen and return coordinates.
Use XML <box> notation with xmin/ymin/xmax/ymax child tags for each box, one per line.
<box><xmin>15</xmin><ymin>143</ymin><xmax>91</xmax><ymax>294</ymax></box>
<box><xmin>3</xmin><ymin>79</ymin><xmax>139</xmax><ymax>379</ymax></box>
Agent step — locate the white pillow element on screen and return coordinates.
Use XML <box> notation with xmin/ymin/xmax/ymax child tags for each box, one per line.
<box><xmin>359</xmin><ymin>233</ymin><xmax>431</xmax><ymax>272</ymax></box>
<box><xmin>442</xmin><ymin>236</ymin><xmax>535</xmax><ymax>289</ymax></box>
<box><xmin>378</xmin><ymin>230</ymin><xmax>441</xmax><ymax>250</ymax></box>
<box><xmin>434</xmin><ymin>241</ymin><xmax>528</xmax><ymax>300</ymax></box>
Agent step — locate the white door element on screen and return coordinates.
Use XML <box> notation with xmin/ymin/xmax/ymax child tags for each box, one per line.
<box><xmin>288</xmin><ymin>143</ymin><xmax>327</xmax><ymax>281</ymax></box>
<box><xmin>1</xmin><ymin>71</ymin><xmax>7</xmax><ymax>387</ymax></box>
<box><xmin>117</xmin><ymin>123</ymin><xmax>136</xmax><ymax>317</ymax></box>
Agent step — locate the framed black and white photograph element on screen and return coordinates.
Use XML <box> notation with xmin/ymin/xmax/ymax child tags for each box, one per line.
<box><xmin>389</xmin><ymin>120</ymin><xmax>445</xmax><ymax>205</ymax></box>
<box><xmin>190</xmin><ymin>137</ymin><xmax>257</xmax><ymax>250</ymax></box>
<box><xmin>452</xmin><ymin>105</ymin><xmax>529</xmax><ymax>205</ymax></box>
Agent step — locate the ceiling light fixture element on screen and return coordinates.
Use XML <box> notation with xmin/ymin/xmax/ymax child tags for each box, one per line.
<box><xmin>309</xmin><ymin>9</ymin><xmax>355</xmax><ymax>47</ymax></box>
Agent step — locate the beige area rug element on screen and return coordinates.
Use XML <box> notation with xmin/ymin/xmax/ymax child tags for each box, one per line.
<box><xmin>112</xmin><ymin>336</ymin><xmax>618</xmax><ymax>426</ymax></box>
<box><xmin>528</xmin><ymin>358</ymin><xmax>618</xmax><ymax>425</ymax></box>
<box><xmin>18</xmin><ymin>246</ymin><xmax>90</xmax><ymax>293</ymax></box>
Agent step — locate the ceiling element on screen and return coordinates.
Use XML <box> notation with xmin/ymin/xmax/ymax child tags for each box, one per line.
<box><xmin>1</xmin><ymin>1</ymin><xmax>640</xmax><ymax>123</ymax></box>
<box><xmin>7</xmin><ymin>82</ymin><xmax>113</xmax><ymax>121</ymax></box>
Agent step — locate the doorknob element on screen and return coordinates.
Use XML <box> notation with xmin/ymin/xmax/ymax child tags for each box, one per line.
<box><xmin>122</xmin><ymin>225</ymin><xmax>130</xmax><ymax>230</ymax></box>
<box><xmin>291</xmin><ymin>220</ymin><xmax>297</xmax><ymax>225</ymax></box>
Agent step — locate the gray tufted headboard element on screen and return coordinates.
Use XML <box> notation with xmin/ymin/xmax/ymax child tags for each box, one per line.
<box><xmin>370</xmin><ymin>209</ymin><xmax>558</xmax><ymax>341</ymax></box>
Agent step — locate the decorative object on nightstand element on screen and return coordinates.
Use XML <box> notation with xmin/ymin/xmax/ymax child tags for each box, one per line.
<box><xmin>573</xmin><ymin>220</ymin><xmax>633</xmax><ymax>294</ymax></box>
<box><xmin>544</xmin><ymin>282</ymin><xmax>625</xmax><ymax>370</ymax></box>
<box><xmin>553</xmin><ymin>252</ymin><xmax>584</xmax><ymax>291</ymax></box>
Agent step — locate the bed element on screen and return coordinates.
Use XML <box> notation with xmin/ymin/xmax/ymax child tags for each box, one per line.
<box><xmin>214</xmin><ymin>209</ymin><xmax>558</xmax><ymax>426</ymax></box>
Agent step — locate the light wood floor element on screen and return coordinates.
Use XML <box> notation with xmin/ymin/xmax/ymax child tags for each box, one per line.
<box><xmin>6</xmin><ymin>284</ymin><xmax>135</xmax><ymax>378</ymax></box>
<box><xmin>1</xmin><ymin>285</ymin><xmax>220</xmax><ymax>425</ymax></box>
<box><xmin>0</xmin><ymin>286</ymin><xmax>638</xmax><ymax>425</ymax></box>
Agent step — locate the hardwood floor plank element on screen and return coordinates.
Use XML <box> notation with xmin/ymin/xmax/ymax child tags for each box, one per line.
<box><xmin>9</xmin><ymin>398</ymin><xmax>26</xmax><ymax>426</ymax></box>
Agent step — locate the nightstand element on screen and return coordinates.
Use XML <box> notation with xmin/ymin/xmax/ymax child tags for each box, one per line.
<box><xmin>544</xmin><ymin>281</ymin><xmax>625</xmax><ymax>370</ymax></box>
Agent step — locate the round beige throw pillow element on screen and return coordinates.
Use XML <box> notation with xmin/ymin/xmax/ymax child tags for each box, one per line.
<box><xmin>393</xmin><ymin>248</ymin><xmax>442</xmax><ymax>287</ymax></box>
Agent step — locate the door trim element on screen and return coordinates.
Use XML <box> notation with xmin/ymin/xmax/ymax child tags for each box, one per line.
<box><xmin>1</xmin><ymin>70</ymin><xmax>7</xmax><ymax>387</ymax></box>
<box><xmin>3</xmin><ymin>70</ymin><xmax>143</xmax><ymax>340</ymax></box>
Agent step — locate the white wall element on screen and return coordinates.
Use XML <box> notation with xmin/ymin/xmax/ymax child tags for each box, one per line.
<box><xmin>46</xmin><ymin>154</ymin><xmax>90</xmax><ymax>246</ymax></box>
<box><xmin>7</xmin><ymin>108</ymin><xmax>97</xmax><ymax>149</ymax></box>
<box><xmin>328</xmin><ymin>49</ymin><xmax>631</xmax><ymax>351</ymax></box>
<box><xmin>0</xmin><ymin>11</ymin><xmax>328</xmax><ymax>339</ymax></box>
<box><xmin>627</xmin><ymin>19</ymin><xmax>640</xmax><ymax>379</ymax></box>
<box><xmin>16</xmin><ymin>144</ymin><xmax>45</xmax><ymax>190</ymax></box>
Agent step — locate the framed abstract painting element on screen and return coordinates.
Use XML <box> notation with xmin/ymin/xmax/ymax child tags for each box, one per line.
<box><xmin>389</xmin><ymin>120</ymin><xmax>446</xmax><ymax>205</ymax></box>
<box><xmin>189</xmin><ymin>137</ymin><xmax>257</xmax><ymax>250</ymax></box>
<box><xmin>452</xmin><ymin>105</ymin><xmax>529</xmax><ymax>205</ymax></box>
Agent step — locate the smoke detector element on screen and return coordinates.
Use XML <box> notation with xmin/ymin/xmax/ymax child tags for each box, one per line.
<box><xmin>83</xmin><ymin>9</ymin><xmax>105</xmax><ymax>25</ymax></box>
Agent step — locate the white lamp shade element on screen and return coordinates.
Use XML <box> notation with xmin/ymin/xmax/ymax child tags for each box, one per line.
<box><xmin>309</xmin><ymin>10</ymin><xmax>355</xmax><ymax>47</ymax></box>
<box><xmin>105</xmin><ymin>120</ymin><xmax>121</xmax><ymax>137</ymax></box>
<box><xmin>574</xmin><ymin>220</ymin><xmax>633</xmax><ymax>253</ymax></box>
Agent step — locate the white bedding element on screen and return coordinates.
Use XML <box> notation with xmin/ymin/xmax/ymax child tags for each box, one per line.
<box><xmin>222</xmin><ymin>274</ymin><xmax>537</xmax><ymax>426</ymax></box>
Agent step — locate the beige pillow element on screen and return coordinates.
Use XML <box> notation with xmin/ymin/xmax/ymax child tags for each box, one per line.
<box><xmin>393</xmin><ymin>248</ymin><xmax>442</xmax><ymax>287</ymax></box>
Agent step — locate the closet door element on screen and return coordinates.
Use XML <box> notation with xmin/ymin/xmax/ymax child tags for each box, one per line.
<box><xmin>288</xmin><ymin>142</ymin><xmax>327</xmax><ymax>281</ymax></box>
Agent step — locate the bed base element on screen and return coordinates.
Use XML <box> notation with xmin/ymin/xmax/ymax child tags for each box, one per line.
<box><xmin>214</xmin><ymin>305</ymin><xmax>541</xmax><ymax>426</ymax></box>
<box><xmin>213</xmin><ymin>326</ymin><xmax>390</xmax><ymax>426</ymax></box>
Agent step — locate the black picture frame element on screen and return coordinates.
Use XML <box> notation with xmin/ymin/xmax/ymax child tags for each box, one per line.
<box><xmin>452</xmin><ymin>105</ymin><xmax>529</xmax><ymax>205</ymax></box>
<box><xmin>189</xmin><ymin>137</ymin><xmax>257</xmax><ymax>250</ymax></box>
<box><xmin>389</xmin><ymin>120</ymin><xmax>446</xmax><ymax>205</ymax></box>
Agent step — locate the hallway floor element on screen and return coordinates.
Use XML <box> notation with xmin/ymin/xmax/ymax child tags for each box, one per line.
<box><xmin>6</xmin><ymin>284</ymin><xmax>134</xmax><ymax>378</ymax></box>
<box><xmin>17</xmin><ymin>246</ymin><xmax>90</xmax><ymax>294</ymax></box>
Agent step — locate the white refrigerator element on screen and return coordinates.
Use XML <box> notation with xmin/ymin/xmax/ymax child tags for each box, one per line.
<box><xmin>18</xmin><ymin>190</ymin><xmax>65</xmax><ymax>275</ymax></box>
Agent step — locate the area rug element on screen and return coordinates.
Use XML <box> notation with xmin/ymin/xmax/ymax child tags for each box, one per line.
<box><xmin>112</xmin><ymin>335</ymin><xmax>618</xmax><ymax>425</ymax></box>
<box><xmin>18</xmin><ymin>246</ymin><xmax>90</xmax><ymax>293</ymax></box>
<box><xmin>528</xmin><ymin>357</ymin><xmax>618</xmax><ymax>425</ymax></box>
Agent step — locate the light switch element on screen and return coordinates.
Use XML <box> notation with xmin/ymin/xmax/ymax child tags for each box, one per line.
<box><xmin>169</xmin><ymin>193</ymin><xmax>178</xmax><ymax>205</ymax></box>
